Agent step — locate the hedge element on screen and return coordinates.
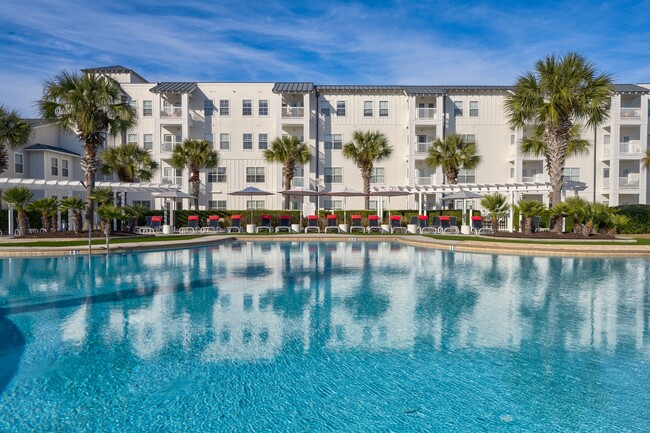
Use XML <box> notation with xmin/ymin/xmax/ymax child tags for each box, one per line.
<box><xmin>614</xmin><ymin>205</ymin><xmax>650</xmax><ymax>234</ymax></box>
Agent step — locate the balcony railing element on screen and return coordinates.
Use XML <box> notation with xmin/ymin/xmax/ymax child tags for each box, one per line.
<box><xmin>161</xmin><ymin>107</ymin><xmax>182</xmax><ymax>118</ymax></box>
<box><xmin>161</xmin><ymin>142</ymin><xmax>181</xmax><ymax>152</ymax></box>
<box><xmin>291</xmin><ymin>177</ymin><xmax>304</xmax><ymax>187</ymax></box>
<box><xmin>282</xmin><ymin>106</ymin><xmax>305</xmax><ymax>118</ymax></box>
<box><xmin>619</xmin><ymin>142</ymin><xmax>642</xmax><ymax>154</ymax></box>
<box><xmin>620</xmin><ymin>107</ymin><xmax>641</xmax><ymax>119</ymax></box>
<box><xmin>416</xmin><ymin>108</ymin><xmax>437</xmax><ymax>119</ymax></box>
<box><xmin>619</xmin><ymin>176</ymin><xmax>640</xmax><ymax>188</ymax></box>
<box><xmin>416</xmin><ymin>143</ymin><xmax>430</xmax><ymax>153</ymax></box>
<box><xmin>162</xmin><ymin>176</ymin><xmax>183</xmax><ymax>185</ymax></box>
<box><xmin>522</xmin><ymin>174</ymin><xmax>545</xmax><ymax>183</ymax></box>
<box><xmin>602</xmin><ymin>178</ymin><xmax>610</xmax><ymax>189</ymax></box>
<box><xmin>416</xmin><ymin>177</ymin><xmax>434</xmax><ymax>185</ymax></box>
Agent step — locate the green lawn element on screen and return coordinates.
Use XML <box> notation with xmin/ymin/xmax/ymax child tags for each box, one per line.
<box><xmin>0</xmin><ymin>234</ymin><xmax>207</xmax><ymax>248</ymax></box>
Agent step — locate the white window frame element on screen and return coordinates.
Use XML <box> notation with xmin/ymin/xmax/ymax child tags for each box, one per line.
<box><xmin>14</xmin><ymin>153</ymin><xmax>23</xmax><ymax>174</ymax></box>
<box><xmin>457</xmin><ymin>168</ymin><xmax>475</xmax><ymax>183</ymax></box>
<box><xmin>469</xmin><ymin>101</ymin><xmax>479</xmax><ymax>117</ymax></box>
<box><xmin>379</xmin><ymin>101</ymin><xmax>389</xmax><ymax>117</ymax></box>
<box><xmin>324</xmin><ymin>134</ymin><xmax>343</xmax><ymax>150</ymax></box>
<box><xmin>258</xmin><ymin>100</ymin><xmax>269</xmax><ymax>116</ymax></box>
<box><xmin>143</xmin><ymin>134</ymin><xmax>153</xmax><ymax>150</ymax></box>
<box><xmin>320</xmin><ymin>100</ymin><xmax>330</xmax><ymax>116</ymax></box>
<box><xmin>204</xmin><ymin>99</ymin><xmax>214</xmax><ymax>116</ymax></box>
<box><xmin>219</xmin><ymin>100</ymin><xmax>230</xmax><ymax>116</ymax></box>
<box><xmin>370</xmin><ymin>167</ymin><xmax>385</xmax><ymax>183</ymax></box>
<box><xmin>61</xmin><ymin>159</ymin><xmax>69</xmax><ymax>178</ymax></box>
<box><xmin>246</xmin><ymin>167</ymin><xmax>265</xmax><ymax>183</ymax></box>
<box><xmin>242</xmin><ymin>100</ymin><xmax>252</xmax><ymax>116</ymax></box>
<box><xmin>336</xmin><ymin>100</ymin><xmax>346</xmax><ymax>116</ymax></box>
<box><xmin>258</xmin><ymin>133</ymin><xmax>268</xmax><ymax>150</ymax></box>
<box><xmin>127</xmin><ymin>133</ymin><xmax>138</xmax><ymax>145</ymax></box>
<box><xmin>324</xmin><ymin>167</ymin><xmax>343</xmax><ymax>183</ymax></box>
<box><xmin>208</xmin><ymin>200</ymin><xmax>227</xmax><ymax>210</ymax></box>
<box><xmin>220</xmin><ymin>133</ymin><xmax>230</xmax><ymax>150</ymax></box>
<box><xmin>243</xmin><ymin>133</ymin><xmax>253</xmax><ymax>150</ymax></box>
<box><xmin>51</xmin><ymin>157</ymin><xmax>59</xmax><ymax>176</ymax></box>
<box><xmin>454</xmin><ymin>101</ymin><xmax>463</xmax><ymax>116</ymax></box>
<box><xmin>143</xmin><ymin>100</ymin><xmax>152</xmax><ymax>116</ymax></box>
<box><xmin>563</xmin><ymin>167</ymin><xmax>580</xmax><ymax>182</ymax></box>
<box><xmin>364</xmin><ymin>101</ymin><xmax>373</xmax><ymax>117</ymax></box>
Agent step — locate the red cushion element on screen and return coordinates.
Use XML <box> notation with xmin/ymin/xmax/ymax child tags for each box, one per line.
<box><xmin>418</xmin><ymin>215</ymin><xmax>428</xmax><ymax>220</ymax></box>
<box><xmin>327</xmin><ymin>214</ymin><xmax>338</xmax><ymax>219</ymax></box>
<box><xmin>471</xmin><ymin>216</ymin><xmax>482</xmax><ymax>221</ymax></box>
<box><xmin>188</xmin><ymin>215</ymin><xmax>199</xmax><ymax>221</ymax></box>
<box><xmin>208</xmin><ymin>215</ymin><xmax>220</xmax><ymax>220</ymax></box>
<box><xmin>261</xmin><ymin>215</ymin><xmax>272</xmax><ymax>219</ymax></box>
<box><xmin>351</xmin><ymin>214</ymin><xmax>361</xmax><ymax>219</ymax></box>
<box><xmin>390</xmin><ymin>215</ymin><xmax>401</xmax><ymax>221</ymax></box>
<box><xmin>439</xmin><ymin>216</ymin><xmax>450</xmax><ymax>221</ymax></box>
<box><xmin>280</xmin><ymin>215</ymin><xmax>291</xmax><ymax>220</ymax></box>
<box><xmin>368</xmin><ymin>215</ymin><xmax>379</xmax><ymax>221</ymax></box>
<box><xmin>151</xmin><ymin>216</ymin><xmax>162</xmax><ymax>222</ymax></box>
<box><xmin>308</xmin><ymin>215</ymin><xmax>318</xmax><ymax>220</ymax></box>
<box><xmin>231</xmin><ymin>214</ymin><xmax>241</xmax><ymax>220</ymax></box>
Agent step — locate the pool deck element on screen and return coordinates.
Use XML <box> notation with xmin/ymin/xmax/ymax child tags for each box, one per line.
<box><xmin>0</xmin><ymin>233</ymin><xmax>649</xmax><ymax>258</ymax></box>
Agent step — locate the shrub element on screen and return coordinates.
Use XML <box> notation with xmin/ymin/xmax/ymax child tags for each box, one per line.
<box><xmin>614</xmin><ymin>205</ymin><xmax>650</xmax><ymax>234</ymax></box>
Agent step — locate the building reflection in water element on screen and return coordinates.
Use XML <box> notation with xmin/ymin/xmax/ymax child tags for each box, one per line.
<box><xmin>2</xmin><ymin>242</ymin><xmax>649</xmax><ymax>362</ymax></box>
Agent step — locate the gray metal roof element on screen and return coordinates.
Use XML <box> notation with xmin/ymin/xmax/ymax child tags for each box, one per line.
<box><xmin>316</xmin><ymin>85</ymin><xmax>405</xmax><ymax>93</ymax></box>
<box><xmin>149</xmin><ymin>82</ymin><xmax>198</xmax><ymax>94</ymax></box>
<box><xmin>23</xmin><ymin>143</ymin><xmax>80</xmax><ymax>156</ymax></box>
<box><xmin>81</xmin><ymin>66</ymin><xmax>148</xmax><ymax>83</ymax></box>
<box><xmin>272</xmin><ymin>82</ymin><xmax>314</xmax><ymax>93</ymax></box>
<box><xmin>443</xmin><ymin>85</ymin><xmax>514</xmax><ymax>92</ymax></box>
<box><xmin>403</xmin><ymin>86</ymin><xmax>447</xmax><ymax>95</ymax></box>
<box><xmin>613</xmin><ymin>84</ymin><xmax>650</xmax><ymax>93</ymax></box>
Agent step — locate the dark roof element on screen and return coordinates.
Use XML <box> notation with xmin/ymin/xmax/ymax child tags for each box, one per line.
<box><xmin>23</xmin><ymin>144</ymin><xmax>80</xmax><ymax>156</ymax></box>
<box><xmin>403</xmin><ymin>86</ymin><xmax>446</xmax><ymax>95</ymax></box>
<box><xmin>443</xmin><ymin>85</ymin><xmax>514</xmax><ymax>92</ymax></box>
<box><xmin>316</xmin><ymin>85</ymin><xmax>404</xmax><ymax>93</ymax></box>
<box><xmin>613</xmin><ymin>84</ymin><xmax>650</xmax><ymax>93</ymax></box>
<box><xmin>272</xmin><ymin>82</ymin><xmax>314</xmax><ymax>93</ymax></box>
<box><xmin>81</xmin><ymin>65</ymin><xmax>148</xmax><ymax>83</ymax></box>
<box><xmin>149</xmin><ymin>82</ymin><xmax>197</xmax><ymax>94</ymax></box>
<box><xmin>314</xmin><ymin>84</ymin><xmax>512</xmax><ymax>95</ymax></box>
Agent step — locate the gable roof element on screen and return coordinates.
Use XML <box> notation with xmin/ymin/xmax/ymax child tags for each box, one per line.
<box><xmin>149</xmin><ymin>82</ymin><xmax>198</xmax><ymax>94</ymax></box>
<box><xmin>23</xmin><ymin>143</ymin><xmax>80</xmax><ymax>156</ymax></box>
<box><xmin>81</xmin><ymin>65</ymin><xmax>148</xmax><ymax>83</ymax></box>
<box><xmin>272</xmin><ymin>82</ymin><xmax>314</xmax><ymax>93</ymax></box>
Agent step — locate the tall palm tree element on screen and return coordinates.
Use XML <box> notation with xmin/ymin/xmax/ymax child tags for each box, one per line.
<box><xmin>505</xmin><ymin>52</ymin><xmax>612</xmax><ymax>207</ymax></box>
<box><xmin>480</xmin><ymin>193</ymin><xmax>509</xmax><ymax>233</ymax></box>
<box><xmin>60</xmin><ymin>197</ymin><xmax>86</xmax><ymax>232</ymax></box>
<box><xmin>170</xmin><ymin>139</ymin><xmax>219</xmax><ymax>210</ymax></box>
<box><xmin>38</xmin><ymin>71</ymin><xmax>136</xmax><ymax>230</ymax></box>
<box><xmin>342</xmin><ymin>130</ymin><xmax>393</xmax><ymax>209</ymax></box>
<box><xmin>27</xmin><ymin>197</ymin><xmax>59</xmax><ymax>232</ymax></box>
<box><xmin>264</xmin><ymin>136</ymin><xmax>311</xmax><ymax>209</ymax></box>
<box><xmin>642</xmin><ymin>149</ymin><xmax>650</xmax><ymax>170</ymax></box>
<box><xmin>100</xmin><ymin>142</ymin><xmax>158</xmax><ymax>205</ymax></box>
<box><xmin>425</xmin><ymin>134</ymin><xmax>481</xmax><ymax>184</ymax></box>
<box><xmin>90</xmin><ymin>187</ymin><xmax>114</xmax><ymax>231</ymax></box>
<box><xmin>1</xmin><ymin>186</ymin><xmax>33</xmax><ymax>235</ymax></box>
<box><xmin>0</xmin><ymin>105</ymin><xmax>31</xmax><ymax>175</ymax></box>
<box><xmin>514</xmin><ymin>200</ymin><xmax>547</xmax><ymax>236</ymax></box>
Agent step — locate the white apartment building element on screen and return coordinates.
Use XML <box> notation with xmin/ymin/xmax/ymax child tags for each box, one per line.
<box><xmin>7</xmin><ymin>66</ymin><xmax>650</xmax><ymax>212</ymax></box>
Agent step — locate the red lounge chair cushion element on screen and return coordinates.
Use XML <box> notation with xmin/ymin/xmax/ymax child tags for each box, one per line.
<box><xmin>151</xmin><ymin>216</ymin><xmax>162</xmax><ymax>222</ymax></box>
<box><xmin>261</xmin><ymin>215</ymin><xmax>272</xmax><ymax>219</ymax></box>
<box><xmin>231</xmin><ymin>214</ymin><xmax>242</xmax><ymax>220</ymax></box>
<box><xmin>208</xmin><ymin>215</ymin><xmax>220</xmax><ymax>220</ymax></box>
<box><xmin>368</xmin><ymin>215</ymin><xmax>379</xmax><ymax>221</ymax></box>
<box><xmin>439</xmin><ymin>216</ymin><xmax>450</xmax><ymax>221</ymax></box>
<box><xmin>418</xmin><ymin>215</ymin><xmax>428</xmax><ymax>220</ymax></box>
<box><xmin>280</xmin><ymin>215</ymin><xmax>291</xmax><ymax>220</ymax></box>
<box><xmin>351</xmin><ymin>215</ymin><xmax>361</xmax><ymax>219</ymax></box>
<box><xmin>188</xmin><ymin>215</ymin><xmax>199</xmax><ymax>221</ymax></box>
<box><xmin>327</xmin><ymin>214</ymin><xmax>337</xmax><ymax>220</ymax></box>
<box><xmin>308</xmin><ymin>215</ymin><xmax>319</xmax><ymax>220</ymax></box>
<box><xmin>471</xmin><ymin>216</ymin><xmax>482</xmax><ymax>221</ymax></box>
<box><xmin>390</xmin><ymin>215</ymin><xmax>401</xmax><ymax>221</ymax></box>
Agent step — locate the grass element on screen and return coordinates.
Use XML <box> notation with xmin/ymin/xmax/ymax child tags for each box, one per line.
<box><xmin>0</xmin><ymin>235</ymin><xmax>206</xmax><ymax>248</ymax></box>
<box><xmin>424</xmin><ymin>233</ymin><xmax>648</xmax><ymax>246</ymax></box>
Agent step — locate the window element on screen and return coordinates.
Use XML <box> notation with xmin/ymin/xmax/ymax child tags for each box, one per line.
<box><xmin>370</xmin><ymin>167</ymin><xmax>385</xmax><ymax>183</ymax></box>
<box><xmin>379</xmin><ymin>101</ymin><xmax>389</xmax><ymax>117</ymax></box>
<box><xmin>320</xmin><ymin>100</ymin><xmax>330</xmax><ymax>116</ymax></box>
<box><xmin>459</xmin><ymin>134</ymin><xmax>476</xmax><ymax>143</ymax></box>
<box><xmin>324</xmin><ymin>134</ymin><xmax>343</xmax><ymax>150</ymax></box>
<box><xmin>128</xmin><ymin>99</ymin><xmax>137</xmax><ymax>111</ymax></box>
<box><xmin>208</xmin><ymin>200</ymin><xmax>227</xmax><ymax>210</ymax></box>
<box><xmin>369</xmin><ymin>200</ymin><xmax>378</xmax><ymax>210</ymax></box>
<box><xmin>454</xmin><ymin>101</ymin><xmax>463</xmax><ymax>116</ymax></box>
<box><xmin>163</xmin><ymin>166</ymin><xmax>182</xmax><ymax>184</ymax></box>
<box><xmin>204</xmin><ymin>99</ymin><xmax>214</xmax><ymax>116</ymax></box>
<box><xmin>208</xmin><ymin>167</ymin><xmax>226</xmax><ymax>183</ymax></box>
<box><xmin>563</xmin><ymin>167</ymin><xmax>580</xmax><ymax>182</ymax></box>
<box><xmin>416</xmin><ymin>135</ymin><xmax>429</xmax><ymax>153</ymax></box>
<box><xmin>469</xmin><ymin>101</ymin><xmax>479</xmax><ymax>117</ymax></box>
<box><xmin>457</xmin><ymin>168</ymin><xmax>475</xmax><ymax>183</ymax></box>
<box><xmin>243</xmin><ymin>133</ymin><xmax>253</xmax><ymax>150</ymax></box>
<box><xmin>143</xmin><ymin>100</ymin><xmax>152</xmax><ymax>116</ymax></box>
<box><xmin>324</xmin><ymin>167</ymin><xmax>342</xmax><ymax>183</ymax></box>
<box><xmin>127</xmin><ymin>134</ymin><xmax>137</xmax><ymax>145</ymax></box>
<box><xmin>258</xmin><ymin>133</ymin><xmax>268</xmax><ymax>150</ymax></box>
<box><xmin>336</xmin><ymin>101</ymin><xmax>346</xmax><ymax>116</ymax></box>
<box><xmin>220</xmin><ymin>133</ymin><xmax>230</xmax><ymax>150</ymax></box>
<box><xmin>416</xmin><ymin>167</ymin><xmax>435</xmax><ymax>184</ymax></box>
<box><xmin>246</xmin><ymin>167</ymin><xmax>265</xmax><ymax>183</ymax></box>
<box><xmin>143</xmin><ymin>134</ymin><xmax>153</xmax><ymax>150</ymax></box>
<box><xmin>51</xmin><ymin>158</ymin><xmax>59</xmax><ymax>176</ymax></box>
<box><xmin>62</xmin><ymin>159</ymin><xmax>69</xmax><ymax>177</ymax></box>
<box><xmin>323</xmin><ymin>199</ymin><xmax>343</xmax><ymax>210</ymax></box>
<box><xmin>246</xmin><ymin>200</ymin><xmax>266</xmax><ymax>210</ymax></box>
<box><xmin>242</xmin><ymin>100</ymin><xmax>252</xmax><ymax>116</ymax></box>
<box><xmin>132</xmin><ymin>200</ymin><xmax>151</xmax><ymax>209</ymax></box>
<box><xmin>510</xmin><ymin>167</ymin><xmax>515</xmax><ymax>178</ymax></box>
<box><xmin>14</xmin><ymin>153</ymin><xmax>23</xmax><ymax>174</ymax></box>
<box><xmin>162</xmin><ymin>134</ymin><xmax>181</xmax><ymax>152</ymax></box>
<box><xmin>258</xmin><ymin>100</ymin><xmax>268</xmax><ymax>116</ymax></box>
<box><xmin>204</xmin><ymin>133</ymin><xmax>213</xmax><ymax>144</ymax></box>
<box><xmin>603</xmin><ymin>134</ymin><xmax>611</xmax><ymax>144</ymax></box>
<box><xmin>364</xmin><ymin>101</ymin><xmax>373</xmax><ymax>117</ymax></box>
<box><xmin>510</xmin><ymin>134</ymin><xmax>515</xmax><ymax>145</ymax></box>
<box><xmin>219</xmin><ymin>100</ymin><xmax>230</xmax><ymax>116</ymax></box>
<box><xmin>292</xmin><ymin>166</ymin><xmax>304</xmax><ymax>187</ymax></box>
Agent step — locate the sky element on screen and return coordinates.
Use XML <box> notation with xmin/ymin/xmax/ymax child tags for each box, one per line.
<box><xmin>2</xmin><ymin>0</ymin><xmax>650</xmax><ymax>117</ymax></box>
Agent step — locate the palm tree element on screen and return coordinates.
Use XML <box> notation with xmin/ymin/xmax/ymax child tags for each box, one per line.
<box><xmin>38</xmin><ymin>71</ymin><xmax>136</xmax><ymax>230</ymax></box>
<box><xmin>60</xmin><ymin>197</ymin><xmax>86</xmax><ymax>232</ymax></box>
<box><xmin>548</xmin><ymin>202</ymin><xmax>568</xmax><ymax>234</ymax></box>
<box><xmin>480</xmin><ymin>193</ymin><xmax>509</xmax><ymax>233</ymax></box>
<box><xmin>100</xmin><ymin>142</ymin><xmax>158</xmax><ymax>205</ymax></box>
<box><xmin>1</xmin><ymin>186</ymin><xmax>33</xmax><ymax>235</ymax></box>
<box><xmin>642</xmin><ymin>149</ymin><xmax>650</xmax><ymax>170</ymax></box>
<box><xmin>564</xmin><ymin>196</ymin><xmax>588</xmax><ymax>233</ymax></box>
<box><xmin>90</xmin><ymin>187</ymin><xmax>114</xmax><ymax>231</ymax></box>
<box><xmin>514</xmin><ymin>200</ymin><xmax>547</xmax><ymax>236</ymax></box>
<box><xmin>27</xmin><ymin>197</ymin><xmax>59</xmax><ymax>232</ymax></box>
<box><xmin>505</xmin><ymin>52</ymin><xmax>612</xmax><ymax>207</ymax></box>
<box><xmin>122</xmin><ymin>204</ymin><xmax>149</xmax><ymax>232</ymax></box>
<box><xmin>342</xmin><ymin>130</ymin><xmax>393</xmax><ymax>209</ymax></box>
<box><xmin>425</xmin><ymin>134</ymin><xmax>481</xmax><ymax>184</ymax></box>
<box><xmin>0</xmin><ymin>105</ymin><xmax>31</xmax><ymax>175</ymax></box>
<box><xmin>96</xmin><ymin>205</ymin><xmax>123</xmax><ymax>235</ymax></box>
<box><xmin>170</xmin><ymin>139</ymin><xmax>219</xmax><ymax>210</ymax></box>
<box><xmin>264</xmin><ymin>136</ymin><xmax>311</xmax><ymax>209</ymax></box>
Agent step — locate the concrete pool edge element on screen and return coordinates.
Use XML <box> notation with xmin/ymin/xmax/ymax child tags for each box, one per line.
<box><xmin>0</xmin><ymin>233</ymin><xmax>648</xmax><ymax>258</ymax></box>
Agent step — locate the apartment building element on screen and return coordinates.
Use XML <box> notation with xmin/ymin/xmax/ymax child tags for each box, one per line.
<box><xmin>9</xmin><ymin>66</ymin><xmax>649</xmax><ymax>212</ymax></box>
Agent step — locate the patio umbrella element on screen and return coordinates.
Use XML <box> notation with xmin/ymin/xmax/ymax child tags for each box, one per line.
<box><xmin>370</xmin><ymin>186</ymin><xmax>411</xmax><ymax>222</ymax></box>
<box><xmin>228</xmin><ymin>186</ymin><xmax>274</xmax><ymax>223</ymax></box>
<box><xmin>279</xmin><ymin>187</ymin><xmax>322</xmax><ymax>221</ymax></box>
<box><xmin>152</xmin><ymin>190</ymin><xmax>196</xmax><ymax>228</ymax></box>
<box><xmin>323</xmin><ymin>187</ymin><xmax>368</xmax><ymax>222</ymax></box>
<box><xmin>444</xmin><ymin>190</ymin><xmax>484</xmax><ymax>225</ymax></box>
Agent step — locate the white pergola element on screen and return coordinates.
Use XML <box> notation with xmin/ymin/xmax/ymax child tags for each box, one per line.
<box><xmin>0</xmin><ymin>177</ymin><xmax>182</xmax><ymax>235</ymax></box>
<box><xmin>372</xmin><ymin>181</ymin><xmax>587</xmax><ymax>232</ymax></box>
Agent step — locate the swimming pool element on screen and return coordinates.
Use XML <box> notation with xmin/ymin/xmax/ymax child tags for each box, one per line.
<box><xmin>0</xmin><ymin>241</ymin><xmax>649</xmax><ymax>431</ymax></box>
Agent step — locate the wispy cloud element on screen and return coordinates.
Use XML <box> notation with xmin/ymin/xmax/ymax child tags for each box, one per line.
<box><xmin>2</xmin><ymin>0</ymin><xmax>649</xmax><ymax>116</ymax></box>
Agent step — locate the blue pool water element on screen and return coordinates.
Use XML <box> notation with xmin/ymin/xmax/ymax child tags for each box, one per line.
<box><xmin>0</xmin><ymin>241</ymin><xmax>649</xmax><ymax>431</ymax></box>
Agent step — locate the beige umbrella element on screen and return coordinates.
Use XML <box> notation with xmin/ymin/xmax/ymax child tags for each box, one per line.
<box><xmin>323</xmin><ymin>187</ymin><xmax>368</xmax><ymax>222</ymax></box>
<box><xmin>279</xmin><ymin>187</ymin><xmax>322</xmax><ymax>221</ymax></box>
<box><xmin>370</xmin><ymin>186</ymin><xmax>411</xmax><ymax>222</ymax></box>
<box><xmin>228</xmin><ymin>186</ymin><xmax>273</xmax><ymax>222</ymax></box>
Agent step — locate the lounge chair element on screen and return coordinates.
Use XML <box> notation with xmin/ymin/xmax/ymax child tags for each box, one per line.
<box><xmin>532</xmin><ymin>215</ymin><xmax>542</xmax><ymax>232</ymax></box>
<box><xmin>439</xmin><ymin>216</ymin><xmax>458</xmax><ymax>234</ymax></box>
<box><xmin>150</xmin><ymin>216</ymin><xmax>163</xmax><ymax>233</ymax></box>
<box><xmin>390</xmin><ymin>215</ymin><xmax>407</xmax><ymax>234</ymax></box>
<box><xmin>324</xmin><ymin>214</ymin><xmax>340</xmax><ymax>233</ymax></box>
<box><xmin>350</xmin><ymin>215</ymin><xmax>365</xmax><ymax>233</ymax></box>
<box><xmin>430</xmin><ymin>216</ymin><xmax>442</xmax><ymax>233</ymax></box>
<box><xmin>418</xmin><ymin>215</ymin><xmax>436</xmax><ymax>234</ymax></box>
<box><xmin>305</xmin><ymin>215</ymin><xmax>320</xmax><ymax>233</ymax></box>
<box><xmin>471</xmin><ymin>216</ymin><xmax>492</xmax><ymax>235</ymax></box>
<box><xmin>275</xmin><ymin>214</ymin><xmax>292</xmax><ymax>233</ymax></box>
<box><xmin>367</xmin><ymin>215</ymin><xmax>382</xmax><ymax>233</ymax></box>
<box><xmin>202</xmin><ymin>215</ymin><xmax>223</xmax><ymax>233</ymax></box>
<box><xmin>228</xmin><ymin>214</ymin><xmax>242</xmax><ymax>233</ymax></box>
<box><xmin>180</xmin><ymin>215</ymin><xmax>199</xmax><ymax>234</ymax></box>
<box><xmin>256</xmin><ymin>214</ymin><xmax>272</xmax><ymax>233</ymax></box>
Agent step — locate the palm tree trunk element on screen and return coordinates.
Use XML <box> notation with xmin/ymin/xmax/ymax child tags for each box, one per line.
<box><xmin>18</xmin><ymin>210</ymin><xmax>28</xmax><ymax>235</ymax></box>
<box><xmin>191</xmin><ymin>171</ymin><xmax>200</xmax><ymax>210</ymax></box>
<box><xmin>523</xmin><ymin>217</ymin><xmax>533</xmax><ymax>236</ymax></box>
<box><xmin>81</xmin><ymin>143</ymin><xmax>99</xmax><ymax>231</ymax></box>
<box><xmin>445</xmin><ymin>167</ymin><xmax>459</xmax><ymax>184</ymax></box>
<box><xmin>71</xmin><ymin>211</ymin><xmax>81</xmax><ymax>232</ymax></box>
<box><xmin>544</xmin><ymin>120</ymin><xmax>571</xmax><ymax>207</ymax></box>
<box><xmin>552</xmin><ymin>215</ymin><xmax>564</xmax><ymax>233</ymax></box>
<box><xmin>491</xmin><ymin>212</ymin><xmax>499</xmax><ymax>233</ymax></box>
<box><xmin>362</xmin><ymin>168</ymin><xmax>371</xmax><ymax>210</ymax></box>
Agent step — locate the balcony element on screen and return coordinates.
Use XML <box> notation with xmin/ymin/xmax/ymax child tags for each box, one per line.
<box><xmin>522</xmin><ymin>174</ymin><xmax>545</xmax><ymax>183</ymax></box>
<box><xmin>619</xmin><ymin>141</ymin><xmax>642</xmax><ymax>154</ymax></box>
<box><xmin>416</xmin><ymin>108</ymin><xmax>437</xmax><ymax>119</ymax></box>
<box><xmin>619</xmin><ymin>175</ymin><xmax>640</xmax><ymax>189</ymax></box>
<box><xmin>620</xmin><ymin>107</ymin><xmax>641</xmax><ymax>119</ymax></box>
<box><xmin>602</xmin><ymin>178</ymin><xmax>610</xmax><ymax>189</ymax></box>
<box><xmin>415</xmin><ymin>142</ymin><xmax>431</xmax><ymax>154</ymax></box>
<box><xmin>291</xmin><ymin>177</ymin><xmax>304</xmax><ymax>187</ymax></box>
<box><xmin>162</xmin><ymin>176</ymin><xmax>183</xmax><ymax>185</ymax></box>
<box><xmin>161</xmin><ymin>107</ymin><xmax>182</xmax><ymax>118</ymax></box>
<box><xmin>161</xmin><ymin>141</ymin><xmax>181</xmax><ymax>152</ymax></box>
<box><xmin>282</xmin><ymin>106</ymin><xmax>304</xmax><ymax>118</ymax></box>
<box><xmin>416</xmin><ymin>176</ymin><xmax>434</xmax><ymax>185</ymax></box>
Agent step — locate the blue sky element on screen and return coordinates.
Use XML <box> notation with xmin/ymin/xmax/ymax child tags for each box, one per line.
<box><xmin>2</xmin><ymin>0</ymin><xmax>649</xmax><ymax>117</ymax></box>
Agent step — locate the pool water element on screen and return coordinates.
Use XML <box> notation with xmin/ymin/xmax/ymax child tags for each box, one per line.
<box><xmin>0</xmin><ymin>242</ymin><xmax>649</xmax><ymax>431</ymax></box>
